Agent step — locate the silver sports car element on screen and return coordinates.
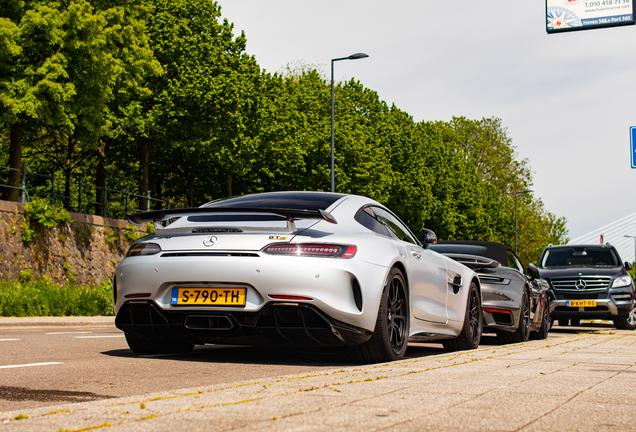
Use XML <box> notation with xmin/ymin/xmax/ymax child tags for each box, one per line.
<box><xmin>114</xmin><ymin>192</ymin><xmax>483</xmax><ymax>363</ymax></box>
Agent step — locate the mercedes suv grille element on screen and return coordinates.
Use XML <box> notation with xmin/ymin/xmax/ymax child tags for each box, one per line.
<box><xmin>550</xmin><ymin>276</ymin><xmax>611</xmax><ymax>291</ymax></box>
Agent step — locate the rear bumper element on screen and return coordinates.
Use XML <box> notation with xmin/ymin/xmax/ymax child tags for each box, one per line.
<box><xmin>114</xmin><ymin>253</ymin><xmax>388</xmax><ymax>332</ymax></box>
<box><xmin>115</xmin><ymin>300</ymin><xmax>372</xmax><ymax>347</ymax></box>
<box><xmin>480</xmin><ymin>285</ymin><xmax>522</xmax><ymax>334</ymax></box>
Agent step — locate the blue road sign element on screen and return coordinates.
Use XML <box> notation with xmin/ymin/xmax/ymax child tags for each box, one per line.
<box><xmin>632</xmin><ymin>127</ymin><xmax>636</xmax><ymax>168</ymax></box>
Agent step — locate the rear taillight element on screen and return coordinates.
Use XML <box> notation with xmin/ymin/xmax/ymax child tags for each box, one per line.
<box><xmin>126</xmin><ymin>242</ymin><xmax>162</xmax><ymax>257</ymax></box>
<box><xmin>261</xmin><ymin>243</ymin><xmax>357</xmax><ymax>258</ymax></box>
<box><xmin>483</xmin><ymin>308</ymin><xmax>512</xmax><ymax>315</ymax></box>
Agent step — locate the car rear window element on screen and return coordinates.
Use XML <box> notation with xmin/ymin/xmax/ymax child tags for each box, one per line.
<box><xmin>428</xmin><ymin>244</ymin><xmax>488</xmax><ymax>255</ymax></box>
<box><xmin>187</xmin><ymin>214</ymin><xmax>287</xmax><ymax>222</ymax></box>
<box><xmin>202</xmin><ymin>192</ymin><xmax>346</xmax><ymax>211</ymax></box>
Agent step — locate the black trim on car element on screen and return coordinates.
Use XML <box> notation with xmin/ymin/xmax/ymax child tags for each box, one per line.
<box><xmin>115</xmin><ymin>301</ymin><xmax>372</xmax><ymax>347</ymax></box>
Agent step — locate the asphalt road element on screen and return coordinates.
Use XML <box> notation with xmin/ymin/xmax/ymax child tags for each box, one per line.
<box><xmin>0</xmin><ymin>324</ymin><xmax>575</xmax><ymax>413</ymax></box>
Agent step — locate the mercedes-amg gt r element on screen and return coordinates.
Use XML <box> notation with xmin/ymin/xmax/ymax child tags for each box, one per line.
<box><xmin>114</xmin><ymin>192</ymin><xmax>483</xmax><ymax>363</ymax></box>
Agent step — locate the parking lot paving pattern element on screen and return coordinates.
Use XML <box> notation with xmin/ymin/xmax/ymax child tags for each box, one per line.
<box><xmin>1</xmin><ymin>327</ymin><xmax>634</xmax><ymax>431</ymax></box>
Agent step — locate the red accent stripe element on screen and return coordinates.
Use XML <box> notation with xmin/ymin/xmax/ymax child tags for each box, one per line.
<box><xmin>483</xmin><ymin>308</ymin><xmax>512</xmax><ymax>314</ymax></box>
<box><xmin>269</xmin><ymin>295</ymin><xmax>312</xmax><ymax>301</ymax></box>
<box><xmin>124</xmin><ymin>293</ymin><xmax>151</xmax><ymax>298</ymax></box>
<box><xmin>343</xmin><ymin>245</ymin><xmax>357</xmax><ymax>258</ymax></box>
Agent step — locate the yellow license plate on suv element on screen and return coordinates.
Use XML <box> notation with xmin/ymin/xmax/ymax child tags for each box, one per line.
<box><xmin>171</xmin><ymin>288</ymin><xmax>246</xmax><ymax>306</ymax></box>
<box><xmin>566</xmin><ymin>300</ymin><xmax>596</xmax><ymax>307</ymax></box>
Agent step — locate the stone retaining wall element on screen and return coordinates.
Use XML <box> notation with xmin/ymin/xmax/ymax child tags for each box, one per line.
<box><xmin>0</xmin><ymin>200</ymin><xmax>147</xmax><ymax>285</ymax></box>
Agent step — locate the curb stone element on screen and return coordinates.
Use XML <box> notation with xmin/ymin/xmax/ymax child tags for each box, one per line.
<box><xmin>0</xmin><ymin>316</ymin><xmax>115</xmax><ymax>327</ymax></box>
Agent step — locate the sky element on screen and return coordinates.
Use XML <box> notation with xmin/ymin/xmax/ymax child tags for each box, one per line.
<box><xmin>216</xmin><ymin>0</ymin><xmax>636</xmax><ymax>241</ymax></box>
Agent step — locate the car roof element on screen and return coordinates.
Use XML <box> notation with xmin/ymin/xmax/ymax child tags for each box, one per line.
<box><xmin>544</xmin><ymin>244</ymin><xmax>614</xmax><ymax>249</ymax></box>
<box><xmin>434</xmin><ymin>240</ymin><xmax>511</xmax><ymax>266</ymax></box>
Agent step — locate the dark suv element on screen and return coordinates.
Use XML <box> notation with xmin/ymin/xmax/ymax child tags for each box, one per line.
<box><xmin>538</xmin><ymin>244</ymin><xmax>636</xmax><ymax>330</ymax></box>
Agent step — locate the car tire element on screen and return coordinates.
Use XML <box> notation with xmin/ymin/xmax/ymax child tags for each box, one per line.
<box><xmin>347</xmin><ymin>267</ymin><xmax>409</xmax><ymax>364</ymax></box>
<box><xmin>613</xmin><ymin>305</ymin><xmax>636</xmax><ymax>330</ymax></box>
<box><xmin>532</xmin><ymin>299</ymin><xmax>550</xmax><ymax>340</ymax></box>
<box><xmin>442</xmin><ymin>281</ymin><xmax>482</xmax><ymax>352</ymax></box>
<box><xmin>558</xmin><ymin>318</ymin><xmax>569</xmax><ymax>327</ymax></box>
<box><xmin>125</xmin><ymin>333</ymin><xmax>194</xmax><ymax>355</ymax></box>
<box><xmin>498</xmin><ymin>290</ymin><xmax>530</xmax><ymax>344</ymax></box>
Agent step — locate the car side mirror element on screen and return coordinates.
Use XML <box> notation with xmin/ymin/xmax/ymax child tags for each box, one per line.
<box><xmin>625</xmin><ymin>262</ymin><xmax>633</xmax><ymax>271</ymax></box>
<box><xmin>527</xmin><ymin>263</ymin><xmax>540</xmax><ymax>280</ymax></box>
<box><xmin>421</xmin><ymin>229</ymin><xmax>437</xmax><ymax>249</ymax></box>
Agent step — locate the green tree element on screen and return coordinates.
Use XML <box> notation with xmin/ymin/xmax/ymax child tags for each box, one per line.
<box><xmin>124</xmin><ymin>0</ymin><xmax>261</xmax><ymax>208</ymax></box>
<box><xmin>1</xmin><ymin>0</ymin><xmax>154</xmax><ymax>210</ymax></box>
<box><xmin>0</xmin><ymin>0</ymin><xmax>74</xmax><ymax>201</ymax></box>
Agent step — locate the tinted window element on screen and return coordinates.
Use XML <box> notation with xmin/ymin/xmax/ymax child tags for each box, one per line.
<box><xmin>202</xmin><ymin>192</ymin><xmax>346</xmax><ymax>211</ymax></box>
<box><xmin>354</xmin><ymin>207</ymin><xmax>390</xmax><ymax>237</ymax></box>
<box><xmin>541</xmin><ymin>247</ymin><xmax>619</xmax><ymax>267</ymax></box>
<box><xmin>371</xmin><ymin>207</ymin><xmax>417</xmax><ymax>244</ymax></box>
<box><xmin>188</xmin><ymin>214</ymin><xmax>286</xmax><ymax>222</ymax></box>
<box><xmin>428</xmin><ymin>244</ymin><xmax>488</xmax><ymax>255</ymax></box>
<box><xmin>506</xmin><ymin>250</ymin><xmax>525</xmax><ymax>273</ymax></box>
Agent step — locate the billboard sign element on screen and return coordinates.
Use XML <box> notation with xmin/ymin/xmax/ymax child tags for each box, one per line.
<box><xmin>546</xmin><ymin>0</ymin><xmax>635</xmax><ymax>33</ymax></box>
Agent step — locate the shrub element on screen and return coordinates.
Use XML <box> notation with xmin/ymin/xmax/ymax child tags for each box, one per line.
<box><xmin>0</xmin><ymin>278</ymin><xmax>114</xmax><ymax>317</ymax></box>
<box><xmin>104</xmin><ymin>228</ymin><xmax>119</xmax><ymax>250</ymax></box>
<box><xmin>124</xmin><ymin>224</ymin><xmax>145</xmax><ymax>242</ymax></box>
<box><xmin>21</xmin><ymin>197</ymin><xmax>73</xmax><ymax>243</ymax></box>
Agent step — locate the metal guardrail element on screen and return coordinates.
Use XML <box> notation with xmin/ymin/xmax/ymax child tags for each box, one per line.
<box><xmin>0</xmin><ymin>164</ymin><xmax>188</xmax><ymax>219</ymax></box>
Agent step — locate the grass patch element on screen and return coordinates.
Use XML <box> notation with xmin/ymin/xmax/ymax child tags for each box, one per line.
<box><xmin>0</xmin><ymin>278</ymin><xmax>113</xmax><ymax>317</ymax></box>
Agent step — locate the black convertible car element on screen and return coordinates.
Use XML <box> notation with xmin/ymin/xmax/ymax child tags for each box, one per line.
<box><xmin>429</xmin><ymin>241</ymin><xmax>551</xmax><ymax>343</ymax></box>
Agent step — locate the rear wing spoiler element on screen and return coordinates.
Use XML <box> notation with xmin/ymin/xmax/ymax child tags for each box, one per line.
<box><xmin>126</xmin><ymin>207</ymin><xmax>338</xmax><ymax>231</ymax></box>
<box><xmin>440</xmin><ymin>253</ymin><xmax>500</xmax><ymax>270</ymax></box>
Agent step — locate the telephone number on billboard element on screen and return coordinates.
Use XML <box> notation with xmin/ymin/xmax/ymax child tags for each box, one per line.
<box><xmin>583</xmin><ymin>0</ymin><xmax>630</xmax><ymax>6</ymax></box>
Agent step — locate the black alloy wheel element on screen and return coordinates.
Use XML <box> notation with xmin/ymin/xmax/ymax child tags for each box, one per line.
<box><xmin>499</xmin><ymin>290</ymin><xmax>530</xmax><ymax>344</ymax></box>
<box><xmin>347</xmin><ymin>267</ymin><xmax>409</xmax><ymax>363</ymax></box>
<box><xmin>443</xmin><ymin>281</ymin><xmax>482</xmax><ymax>352</ymax></box>
<box><xmin>467</xmin><ymin>287</ymin><xmax>481</xmax><ymax>345</ymax></box>
<box><xmin>532</xmin><ymin>299</ymin><xmax>550</xmax><ymax>340</ymax></box>
<box><xmin>386</xmin><ymin>272</ymin><xmax>408</xmax><ymax>355</ymax></box>
<box><xmin>614</xmin><ymin>304</ymin><xmax>636</xmax><ymax>330</ymax></box>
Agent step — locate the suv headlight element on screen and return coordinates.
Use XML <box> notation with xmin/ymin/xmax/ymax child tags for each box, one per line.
<box><xmin>611</xmin><ymin>275</ymin><xmax>633</xmax><ymax>288</ymax></box>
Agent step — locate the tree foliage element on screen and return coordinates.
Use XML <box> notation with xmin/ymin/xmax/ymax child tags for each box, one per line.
<box><xmin>0</xmin><ymin>0</ymin><xmax>569</xmax><ymax>267</ymax></box>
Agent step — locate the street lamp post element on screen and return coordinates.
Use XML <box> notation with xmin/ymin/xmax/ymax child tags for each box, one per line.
<box><xmin>515</xmin><ymin>190</ymin><xmax>534</xmax><ymax>256</ymax></box>
<box><xmin>624</xmin><ymin>235</ymin><xmax>636</xmax><ymax>264</ymax></box>
<box><xmin>331</xmin><ymin>52</ymin><xmax>369</xmax><ymax>193</ymax></box>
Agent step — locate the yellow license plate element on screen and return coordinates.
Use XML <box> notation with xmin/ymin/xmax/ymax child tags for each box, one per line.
<box><xmin>171</xmin><ymin>288</ymin><xmax>246</xmax><ymax>306</ymax></box>
<box><xmin>566</xmin><ymin>300</ymin><xmax>596</xmax><ymax>307</ymax></box>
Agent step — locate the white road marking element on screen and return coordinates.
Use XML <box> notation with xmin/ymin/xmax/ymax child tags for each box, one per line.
<box><xmin>0</xmin><ymin>339</ymin><xmax>20</xmax><ymax>341</ymax></box>
<box><xmin>47</xmin><ymin>331</ymin><xmax>93</xmax><ymax>335</ymax></box>
<box><xmin>0</xmin><ymin>362</ymin><xmax>62</xmax><ymax>369</ymax></box>
<box><xmin>74</xmin><ymin>335</ymin><xmax>125</xmax><ymax>339</ymax></box>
